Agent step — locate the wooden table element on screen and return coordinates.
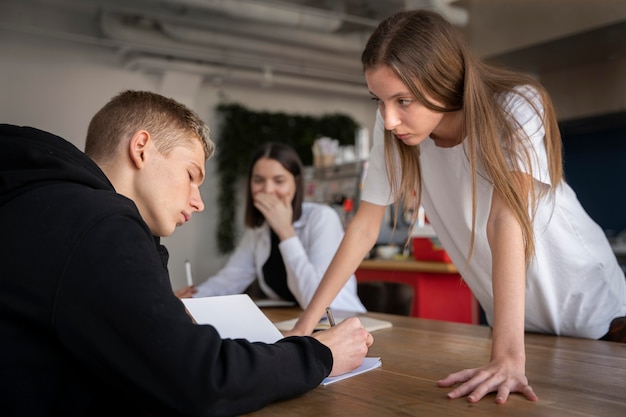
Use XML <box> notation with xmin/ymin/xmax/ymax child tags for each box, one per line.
<box><xmin>245</xmin><ymin>308</ymin><xmax>626</xmax><ymax>417</ymax></box>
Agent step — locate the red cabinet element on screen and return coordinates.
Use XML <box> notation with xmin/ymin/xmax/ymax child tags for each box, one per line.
<box><xmin>356</xmin><ymin>259</ymin><xmax>479</xmax><ymax>324</ymax></box>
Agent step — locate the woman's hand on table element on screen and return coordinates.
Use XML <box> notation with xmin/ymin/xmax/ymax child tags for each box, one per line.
<box><xmin>436</xmin><ymin>358</ymin><xmax>538</xmax><ymax>404</ymax></box>
<box><xmin>311</xmin><ymin>317</ymin><xmax>374</xmax><ymax>377</ymax></box>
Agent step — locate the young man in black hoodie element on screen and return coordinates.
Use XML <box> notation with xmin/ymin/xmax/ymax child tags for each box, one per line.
<box><xmin>0</xmin><ymin>90</ymin><xmax>373</xmax><ymax>416</ymax></box>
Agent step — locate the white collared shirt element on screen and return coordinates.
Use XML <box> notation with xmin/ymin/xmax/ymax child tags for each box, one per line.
<box><xmin>194</xmin><ymin>202</ymin><xmax>366</xmax><ymax>312</ymax></box>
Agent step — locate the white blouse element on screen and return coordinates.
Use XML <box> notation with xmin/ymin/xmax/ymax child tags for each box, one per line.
<box><xmin>362</xmin><ymin>88</ymin><xmax>625</xmax><ymax>338</ymax></box>
<box><xmin>194</xmin><ymin>202</ymin><xmax>366</xmax><ymax>313</ymax></box>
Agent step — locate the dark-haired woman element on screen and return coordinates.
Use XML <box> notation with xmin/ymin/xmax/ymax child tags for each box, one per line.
<box><xmin>176</xmin><ymin>142</ymin><xmax>366</xmax><ymax>313</ymax></box>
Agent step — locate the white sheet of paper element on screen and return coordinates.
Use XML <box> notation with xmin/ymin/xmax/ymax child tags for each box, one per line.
<box><xmin>321</xmin><ymin>357</ymin><xmax>382</xmax><ymax>385</ymax></box>
<box><xmin>182</xmin><ymin>294</ymin><xmax>283</xmax><ymax>344</ymax></box>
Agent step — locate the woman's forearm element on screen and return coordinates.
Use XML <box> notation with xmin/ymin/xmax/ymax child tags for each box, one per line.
<box><xmin>487</xmin><ymin>188</ymin><xmax>527</xmax><ymax>362</ymax></box>
<box><xmin>292</xmin><ymin>202</ymin><xmax>385</xmax><ymax>334</ymax></box>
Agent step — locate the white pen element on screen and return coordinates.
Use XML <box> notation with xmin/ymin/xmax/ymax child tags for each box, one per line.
<box><xmin>185</xmin><ymin>260</ymin><xmax>193</xmax><ymax>287</ymax></box>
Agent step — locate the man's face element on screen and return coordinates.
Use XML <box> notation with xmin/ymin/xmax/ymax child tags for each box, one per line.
<box><xmin>134</xmin><ymin>137</ymin><xmax>206</xmax><ymax>237</ymax></box>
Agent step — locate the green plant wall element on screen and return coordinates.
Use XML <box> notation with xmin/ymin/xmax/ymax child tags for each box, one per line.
<box><xmin>214</xmin><ymin>103</ymin><xmax>359</xmax><ymax>253</ymax></box>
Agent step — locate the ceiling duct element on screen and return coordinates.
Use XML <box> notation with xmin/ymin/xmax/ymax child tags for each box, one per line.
<box><xmin>153</xmin><ymin>0</ymin><xmax>348</xmax><ymax>32</ymax></box>
<box><xmin>156</xmin><ymin>14</ymin><xmax>369</xmax><ymax>54</ymax></box>
<box><xmin>125</xmin><ymin>55</ymin><xmax>370</xmax><ymax>97</ymax></box>
<box><xmin>159</xmin><ymin>23</ymin><xmax>362</xmax><ymax>70</ymax></box>
<box><xmin>100</xmin><ymin>11</ymin><xmax>366</xmax><ymax>85</ymax></box>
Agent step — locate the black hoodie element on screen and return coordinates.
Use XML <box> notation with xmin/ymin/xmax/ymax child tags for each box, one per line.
<box><xmin>0</xmin><ymin>124</ymin><xmax>332</xmax><ymax>416</ymax></box>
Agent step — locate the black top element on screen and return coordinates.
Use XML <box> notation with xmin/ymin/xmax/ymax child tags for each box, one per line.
<box><xmin>262</xmin><ymin>230</ymin><xmax>297</xmax><ymax>302</ymax></box>
<box><xmin>0</xmin><ymin>124</ymin><xmax>332</xmax><ymax>417</ymax></box>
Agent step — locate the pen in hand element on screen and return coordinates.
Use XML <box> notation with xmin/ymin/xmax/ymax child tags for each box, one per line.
<box><xmin>325</xmin><ymin>307</ymin><xmax>336</xmax><ymax>327</ymax></box>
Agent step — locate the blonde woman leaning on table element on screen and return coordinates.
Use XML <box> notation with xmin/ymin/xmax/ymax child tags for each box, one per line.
<box><xmin>176</xmin><ymin>142</ymin><xmax>366</xmax><ymax>313</ymax></box>
<box><xmin>287</xmin><ymin>9</ymin><xmax>626</xmax><ymax>405</ymax></box>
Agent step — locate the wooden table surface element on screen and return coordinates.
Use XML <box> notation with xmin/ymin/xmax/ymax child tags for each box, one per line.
<box><xmin>245</xmin><ymin>308</ymin><xmax>626</xmax><ymax>417</ymax></box>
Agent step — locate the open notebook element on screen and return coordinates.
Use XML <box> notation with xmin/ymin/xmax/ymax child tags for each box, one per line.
<box><xmin>182</xmin><ymin>294</ymin><xmax>381</xmax><ymax>385</ymax></box>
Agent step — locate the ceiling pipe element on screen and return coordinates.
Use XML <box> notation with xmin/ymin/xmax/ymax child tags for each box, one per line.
<box><xmin>96</xmin><ymin>1</ymin><xmax>375</xmax><ymax>53</ymax></box>
<box><xmin>156</xmin><ymin>14</ymin><xmax>369</xmax><ymax>54</ymax></box>
<box><xmin>52</xmin><ymin>0</ymin><xmax>382</xmax><ymax>31</ymax></box>
<box><xmin>124</xmin><ymin>55</ymin><xmax>370</xmax><ymax>97</ymax></box>
<box><xmin>84</xmin><ymin>1</ymin><xmax>371</xmax><ymax>54</ymax></box>
<box><xmin>151</xmin><ymin>0</ymin><xmax>346</xmax><ymax>32</ymax></box>
<box><xmin>100</xmin><ymin>11</ymin><xmax>365</xmax><ymax>84</ymax></box>
<box><xmin>160</xmin><ymin>22</ymin><xmax>362</xmax><ymax>70</ymax></box>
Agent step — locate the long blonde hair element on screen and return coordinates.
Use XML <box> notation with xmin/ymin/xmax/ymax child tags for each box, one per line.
<box><xmin>361</xmin><ymin>10</ymin><xmax>562</xmax><ymax>264</ymax></box>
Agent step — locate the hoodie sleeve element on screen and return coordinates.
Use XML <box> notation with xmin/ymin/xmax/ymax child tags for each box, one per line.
<box><xmin>53</xmin><ymin>208</ymin><xmax>332</xmax><ymax>417</ymax></box>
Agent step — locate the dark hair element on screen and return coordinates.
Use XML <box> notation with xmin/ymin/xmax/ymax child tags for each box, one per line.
<box><xmin>244</xmin><ymin>142</ymin><xmax>304</xmax><ymax>228</ymax></box>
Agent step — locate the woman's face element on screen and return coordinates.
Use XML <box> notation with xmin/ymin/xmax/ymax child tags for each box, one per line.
<box><xmin>365</xmin><ymin>65</ymin><xmax>453</xmax><ymax>147</ymax></box>
<box><xmin>250</xmin><ymin>157</ymin><xmax>296</xmax><ymax>204</ymax></box>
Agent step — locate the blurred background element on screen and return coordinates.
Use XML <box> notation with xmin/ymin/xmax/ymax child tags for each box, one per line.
<box><xmin>2</xmin><ymin>0</ymin><xmax>626</xmax><ymax>285</ymax></box>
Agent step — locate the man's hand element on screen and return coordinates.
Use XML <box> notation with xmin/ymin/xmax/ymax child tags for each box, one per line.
<box><xmin>312</xmin><ymin>317</ymin><xmax>373</xmax><ymax>376</ymax></box>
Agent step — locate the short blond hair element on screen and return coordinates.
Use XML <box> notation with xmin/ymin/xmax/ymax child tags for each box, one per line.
<box><xmin>85</xmin><ymin>90</ymin><xmax>214</xmax><ymax>163</ymax></box>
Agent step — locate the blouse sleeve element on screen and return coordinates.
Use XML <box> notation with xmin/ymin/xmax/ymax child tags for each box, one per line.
<box><xmin>503</xmin><ymin>86</ymin><xmax>551</xmax><ymax>187</ymax></box>
<box><xmin>277</xmin><ymin>204</ymin><xmax>364</xmax><ymax>312</ymax></box>
<box><xmin>278</xmin><ymin>205</ymin><xmax>343</xmax><ymax>307</ymax></box>
<box><xmin>361</xmin><ymin>109</ymin><xmax>396</xmax><ymax>206</ymax></box>
<box><xmin>193</xmin><ymin>228</ymin><xmax>258</xmax><ymax>297</ymax></box>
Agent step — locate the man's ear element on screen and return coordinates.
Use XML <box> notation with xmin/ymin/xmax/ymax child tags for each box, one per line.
<box><xmin>128</xmin><ymin>130</ymin><xmax>151</xmax><ymax>169</ymax></box>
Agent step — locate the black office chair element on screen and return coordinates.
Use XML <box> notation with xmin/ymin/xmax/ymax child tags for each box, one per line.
<box><xmin>357</xmin><ymin>281</ymin><xmax>414</xmax><ymax>316</ymax></box>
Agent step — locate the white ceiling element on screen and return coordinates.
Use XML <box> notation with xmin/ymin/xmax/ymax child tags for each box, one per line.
<box><xmin>1</xmin><ymin>0</ymin><xmax>625</xmax><ymax>97</ymax></box>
